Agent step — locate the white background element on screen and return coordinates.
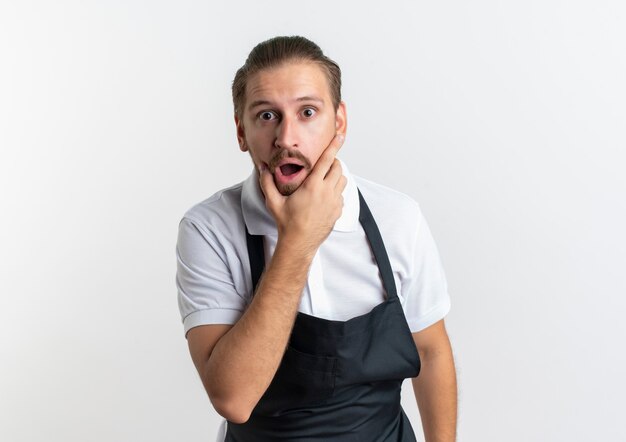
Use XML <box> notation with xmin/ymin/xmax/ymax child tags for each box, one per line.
<box><xmin>1</xmin><ymin>1</ymin><xmax>625</xmax><ymax>441</ymax></box>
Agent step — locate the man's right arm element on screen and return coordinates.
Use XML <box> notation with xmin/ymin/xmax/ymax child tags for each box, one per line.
<box><xmin>186</xmin><ymin>134</ymin><xmax>346</xmax><ymax>424</ymax></box>
<box><xmin>187</xmin><ymin>235</ymin><xmax>316</xmax><ymax>424</ymax></box>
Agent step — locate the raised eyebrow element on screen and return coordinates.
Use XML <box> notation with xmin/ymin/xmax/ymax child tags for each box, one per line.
<box><xmin>248</xmin><ymin>96</ymin><xmax>324</xmax><ymax>111</ymax></box>
<box><xmin>295</xmin><ymin>96</ymin><xmax>324</xmax><ymax>105</ymax></box>
<box><xmin>248</xmin><ymin>100</ymin><xmax>273</xmax><ymax>111</ymax></box>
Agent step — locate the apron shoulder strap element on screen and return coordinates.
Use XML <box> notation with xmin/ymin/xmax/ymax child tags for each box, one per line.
<box><xmin>357</xmin><ymin>188</ymin><xmax>399</xmax><ymax>301</ymax></box>
<box><xmin>245</xmin><ymin>225</ymin><xmax>265</xmax><ymax>293</ymax></box>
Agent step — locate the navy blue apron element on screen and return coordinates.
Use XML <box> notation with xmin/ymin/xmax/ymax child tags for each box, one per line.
<box><xmin>226</xmin><ymin>188</ymin><xmax>421</xmax><ymax>441</ymax></box>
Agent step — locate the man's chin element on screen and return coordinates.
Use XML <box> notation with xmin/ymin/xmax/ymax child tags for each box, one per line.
<box><xmin>274</xmin><ymin>171</ymin><xmax>306</xmax><ymax>196</ymax></box>
<box><xmin>278</xmin><ymin>183</ymin><xmax>300</xmax><ymax>196</ymax></box>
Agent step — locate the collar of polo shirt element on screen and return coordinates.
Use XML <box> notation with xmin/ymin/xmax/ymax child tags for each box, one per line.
<box><xmin>241</xmin><ymin>157</ymin><xmax>360</xmax><ymax>236</ymax></box>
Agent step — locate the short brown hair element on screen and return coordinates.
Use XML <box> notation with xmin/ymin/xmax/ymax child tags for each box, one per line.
<box><xmin>232</xmin><ymin>36</ymin><xmax>342</xmax><ymax>118</ymax></box>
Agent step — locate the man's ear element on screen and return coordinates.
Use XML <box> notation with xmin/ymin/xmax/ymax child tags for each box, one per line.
<box><xmin>335</xmin><ymin>101</ymin><xmax>348</xmax><ymax>137</ymax></box>
<box><xmin>234</xmin><ymin>113</ymin><xmax>247</xmax><ymax>152</ymax></box>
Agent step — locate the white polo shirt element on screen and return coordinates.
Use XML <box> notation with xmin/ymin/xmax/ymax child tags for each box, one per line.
<box><xmin>176</xmin><ymin>157</ymin><xmax>451</xmax><ymax>336</ymax></box>
<box><xmin>176</xmin><ymin>158</ymin><xmax>451</xmax><ymax>440</ymax></box>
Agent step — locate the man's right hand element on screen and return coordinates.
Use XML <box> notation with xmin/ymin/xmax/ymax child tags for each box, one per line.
<box><xmin>259</xmin><ymin>133</ymin><xmax>347</xmax><ymax>254</ymax></box>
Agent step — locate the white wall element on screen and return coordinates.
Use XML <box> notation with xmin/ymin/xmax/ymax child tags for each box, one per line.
<box><xmin>1</xmin><ymin>1</ymin><xmax>624</xmax><ymax>441</ymax></box>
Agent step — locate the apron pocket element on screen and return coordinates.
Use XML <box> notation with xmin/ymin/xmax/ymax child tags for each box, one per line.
<box><xmin>253</xmin><ymin>345</ymin><xmax>337</xmax><ymax>416</ymax></box>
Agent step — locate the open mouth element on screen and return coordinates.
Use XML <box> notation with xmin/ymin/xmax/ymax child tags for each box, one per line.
<box><xmin>279</xmin><ymin>163</ymin><xmax>304</xmax><ymax>176</ymax></box>
<box><xmin>275</xmin><ymin>162</ymin><xmax>305</xmax><ymax>185</ymax></box>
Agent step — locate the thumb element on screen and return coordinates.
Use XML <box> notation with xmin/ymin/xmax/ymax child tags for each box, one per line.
<box><xmin>258</xmin><ymin>164</ymin><xmax>282</xmax><ymax>209</ymax></box>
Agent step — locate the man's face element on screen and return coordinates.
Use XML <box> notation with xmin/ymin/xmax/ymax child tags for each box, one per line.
<box><xmin>235</xmin><ymin>61</ymin><xmax>347</xmax><ymax>196</ymax></box>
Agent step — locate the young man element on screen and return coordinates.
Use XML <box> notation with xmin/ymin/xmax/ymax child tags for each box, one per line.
<box><xmin>176</xmin><ymin>36</ymin><xmax>457</xmax><ymax>441</ymax></box>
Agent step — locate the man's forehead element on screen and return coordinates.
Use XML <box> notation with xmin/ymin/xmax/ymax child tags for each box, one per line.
<box><xmin>245</xmin><ymin>62</ymin><xmax>332</xmax><ymax>107</ymax></box>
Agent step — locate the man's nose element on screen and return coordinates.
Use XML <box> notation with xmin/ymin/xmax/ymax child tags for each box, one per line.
<box><xmin>274</xmin><ymin>116</ymin><xmax>299</xmax><ymax>150</ymax></box>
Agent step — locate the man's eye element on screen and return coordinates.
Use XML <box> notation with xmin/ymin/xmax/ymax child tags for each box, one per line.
<box><xmin>302</xmin><ymin>108</ymin><xmax>316</xmax><ymax>118</ymax></box>
<box><xmin>259</xmin><ymin>111</ymin><xmax>276</xmax><ymax>121</ymax></box>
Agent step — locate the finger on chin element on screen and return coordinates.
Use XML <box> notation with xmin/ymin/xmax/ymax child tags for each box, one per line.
<box><xmin>259</xmin><ymin>167</ymin><xmax>279</xmax><ymax>201</ymax></box>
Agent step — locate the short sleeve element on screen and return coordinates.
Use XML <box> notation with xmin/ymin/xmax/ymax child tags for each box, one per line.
<box><xmin>401</xmin><ymin>208</ymin><xmax>451</xmax><ymax>333</ymax></box>
<box><xmin>176</xmin><ymin>217</ymin><xmax>246</xmax><ymax>338</ymax></box>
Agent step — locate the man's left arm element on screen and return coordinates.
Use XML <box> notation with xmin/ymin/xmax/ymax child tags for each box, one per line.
<box><xmin>411</xmin><ymin>318</ymin><xmax>457</xmax><ymax>442</ymax></box>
